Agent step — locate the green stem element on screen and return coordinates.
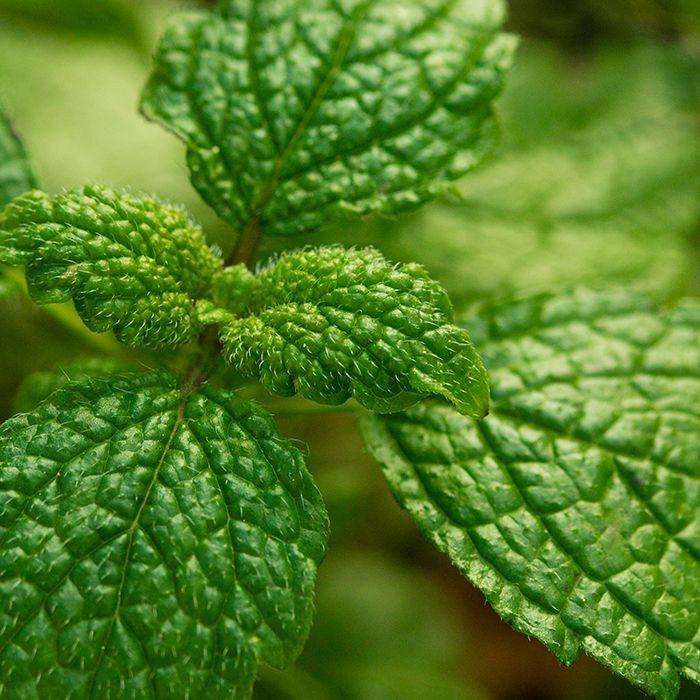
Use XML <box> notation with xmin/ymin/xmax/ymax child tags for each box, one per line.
<box><xmin>225</xmin><ymin>217</ymin><xmax>261</xmax><ymax>268</ymax></box>
<box><xmin>179</xmin><ymin>325</ymin><xmax>222</xmax><ymax>395</ymax></box>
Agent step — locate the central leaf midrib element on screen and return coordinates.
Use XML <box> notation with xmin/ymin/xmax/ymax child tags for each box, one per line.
<box><xmin>276</xmin><ymin>33</ymin><xmax>497</xmax><ymax>188</ymax></box>
<box><xmin>87</xmin><ymin>396</ymin><xmax>185</xmax><ymax>699</ymax></box>
<box><xmin>243</xmin><ymin>0</ymin><xmax>375</xmax><ymax>226</ymax></box>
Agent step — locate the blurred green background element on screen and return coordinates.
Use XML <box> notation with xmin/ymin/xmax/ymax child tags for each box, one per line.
<box><xmin>0</xmin><ymin>1</ymin><xmax>699</xmax><ymax>698</ymax></box>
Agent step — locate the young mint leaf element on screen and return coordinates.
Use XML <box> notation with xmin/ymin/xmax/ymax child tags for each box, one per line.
<box><xmin>0</xmin><ymin>109</ymin><xmax>38</xmax><ymax>206</ymax></box>
<box><xmin>362</xmin><ymin>288</ymin><xmax>700</xmax><ymax>699</ymax></box>
<box><xmin>0</xmin><ymin>371</ymin><xmax>328</xmax><ymax>699</ymax></box>
<box><xmin>0</xmin><ymin>185</ymin><xmax>223</xmax><ymax>348</ymax></box>
<box><xmin>140</xmin><ymin>0</ymin><xmax>515</xmax><ymax>236</ymax></box>
<box><xmin>203</xmin><ymin>246</ymin><xmax>489</xmax><ymax>417</ymax></box>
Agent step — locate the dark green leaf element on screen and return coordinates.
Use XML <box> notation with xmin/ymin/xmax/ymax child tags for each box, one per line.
<box><xmin>0</xmin><ymin>371</ymin><xmax>328</xmax><ymax>699</ymax></box>
<box><xmin>0</xmin><ymin>185</ymin><xmax>222</xmax><ymax>348</ymax></box>
<box><xmin>141</xmin><ymin>0</ymin><xmax>515</xmax><ymax>236</ymax></box>
<box><xmin>362</xmin><ymin>288</ymin><xmax>700</xmax><ymax>699</ymax></box>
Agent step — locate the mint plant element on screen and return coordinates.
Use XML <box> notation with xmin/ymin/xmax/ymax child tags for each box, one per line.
<box><xmin>0</xmin><ymin>1</ymin><xmax>698</xmax><ymax>699</ymax></box>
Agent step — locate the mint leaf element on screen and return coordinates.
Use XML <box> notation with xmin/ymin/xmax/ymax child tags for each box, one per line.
<box><xmin>0</xmin><ymin>109</ymin><xmax>38</xmax><ymax>206</ymax></box>
<box><xmin>204</xmin><ymin>246</ymin><xmax>489</xmax><ymax>417</ymax></box>
<box><xmin>0</xmin><ymin>371</ymin><xmax>328</xmax><ymax>699</ymax></box>
<box><xmin>140</xmin><ymin>0</ymin><xmax>515</xmax><ymax>236</ymax></box>
<box><xmin>0</xmin><ymin>185</ymin><xmax>222</xmax><ymax>348</ymax></box>
<box><xmin>362</xmin><ymin>288</ymin><xmax>700</xmax><ymax>699</ymax></box>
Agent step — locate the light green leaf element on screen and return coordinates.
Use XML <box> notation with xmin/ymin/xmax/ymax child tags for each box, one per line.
<box><xmin>362</xmin><ymin>288</ymin><xmax>700</xmax><ymax>699</ymax></box>
<box><xmin>0</xmin><ymin>371</ymin><xmax>328</xmax><ymax>700</ymax></box>
<box><xmin>0</xmin><ymin>185</ymin><xmax>222</xmax><ymax>348</ymax></box>
<box><xmin>140</xmin><ymin>0</ymin><xmax>515</xmax><ymax>236</ymax></box>
<box><xmin>204</xmin><ymin>246</ymin><xmax>489</xmax><ymax>417</ymax></box>
<box><xmin>0</xmin><ymin>109</ymin><xmax>38</xmax><ymax>206</ymax></box>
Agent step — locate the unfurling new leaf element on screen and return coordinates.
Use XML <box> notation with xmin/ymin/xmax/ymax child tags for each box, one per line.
<box><xmin>201</xmin><ymin>246</ymin><xmax>489</xmax><ymax>417</ymax></box>
<box><xmin>141</xmin><ymin>0</ymin><xmax>515</xmax><ymax>236</ymax></box>
<box><xmin>0</xmin><ymin>372</ymin><xmax>328</xmax><ymax>700</ymax></box>
<box><xmin>362</xmin><ymin>288</ymin><xmax>700</xmax><ymax>699</ymax></box>
<box><xmin>0</xmin><ymin>185</ymin><xmax>222</xmax><ymax>348</ymax></box>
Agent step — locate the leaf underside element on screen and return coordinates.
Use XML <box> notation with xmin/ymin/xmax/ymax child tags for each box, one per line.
<box><xmin>205</xmin><ymin>245</ymin><xmax>489</xmax><ymax>417</ymax></box>
<box><xmin>362</xmin><ymin>288</ymin><xmax>700</xmax><ymax>699</ymax></box>
<box><xmin>141</xmin><ymin>0</ymin><xmax>515</xmax><ymax>235</ymax></box>
<box><xmin>0</xmin><ymin>185</ymin><xmax>222</xmax><ymax>348</ymax></box>
<box><xmin>0</xmin><ymin>109</ymin><xmax>38</xmax><ymax>207</ymax></box>
<box><xmin>0</xmin><ymin>372</ymin><xmax>328</xmax><ymax>700</ymax></box>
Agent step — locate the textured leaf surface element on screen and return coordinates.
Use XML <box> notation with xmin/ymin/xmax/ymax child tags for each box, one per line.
<box><xmin>141</xmin><ymin>0</ymin><xmax>515</xmax><ymax>236</ymax></box>
<box><xmin>0</xmin><ymin>185</ymin><xmax>222</xmax><ymax>348</ymax></box>
<box><xmin>0</xmin><ymin>371</ymin><xmax>328</xmax><ymax>699</ymax></box>
<box><xmin>0</xmin><ymin>109</ymin><xmax>38</xmax><ymax>206</ymax></box>
<box><xmin>204</xmin><ymin>246</ymin><xmax>488</xmax><ymax>417</ymax></box>
<box><xmin>362</xmin><ymin>289</ymin><xmax>700</xmax><ymax>698</ymax></box>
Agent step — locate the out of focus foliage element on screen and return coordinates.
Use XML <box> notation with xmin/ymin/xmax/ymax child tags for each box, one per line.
<box><xmin>303</xmin><ymin>40</ymin><xmax>700</xmax><ymax>312</ymax></box>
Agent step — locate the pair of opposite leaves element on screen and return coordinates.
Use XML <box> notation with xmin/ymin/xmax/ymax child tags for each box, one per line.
<box><xmin>0</xmin><ymin>185</ymin><xmax>489</xmax><ymax>419</ymax></box>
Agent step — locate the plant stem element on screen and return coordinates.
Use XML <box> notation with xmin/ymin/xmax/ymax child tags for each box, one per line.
<box><xmin>183</xmin><ymin>215</ymin><xmax>264</xmax><ymax>392</ymax></box>
<box><xmin>225</xmin><ymin>217</ymin><xmax>261</xmax><ymax>268</ymax></box>
<box><xmin>179</xmin><ymin>324</ymin><xmax>222</xmax><ymax>395</ymax></box>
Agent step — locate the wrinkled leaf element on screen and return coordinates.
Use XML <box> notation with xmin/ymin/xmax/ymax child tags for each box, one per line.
<box><xmin>202</xmin><ymin>246</ymin><xmax>489</xmax><ymax>417</ymax></box>
<box><xmin>0</xmin><ymin>185</ymin><xmax>222</xmax><ymax>348</ymax></box>
<box><xmin>141</xmin><ymin>0</ymin><xmax>515</xmax><ymax>236</ymax></box>
<box><xmin>363</xmin><ymin>288</ymin><xmax>700</xmax><ymax>699</ymax></box>
<box><xmin>0</xmin><ymin>371</ymin><xmax>328</xmax><ymax>699</ymax></box>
